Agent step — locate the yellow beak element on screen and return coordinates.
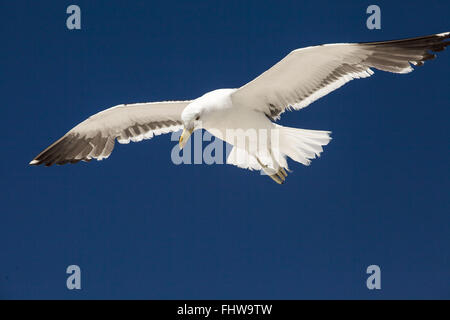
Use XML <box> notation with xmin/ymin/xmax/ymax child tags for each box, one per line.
<box><xmin>179</xmin><ymin>128</ymin><xmax>193</xmax><ymax>149</ymax></box>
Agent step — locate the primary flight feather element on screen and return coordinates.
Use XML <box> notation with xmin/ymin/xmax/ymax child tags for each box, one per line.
<box><xmin>30</xmin><ymin>32</ymin><xmax>450</xmax><ymax>184</ymax></box>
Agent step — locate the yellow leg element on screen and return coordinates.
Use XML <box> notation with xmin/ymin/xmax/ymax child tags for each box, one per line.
<box><xmin>256</xmin><ymin>157</ymin><xmax>288</xmax><ymax>184</ymax></box>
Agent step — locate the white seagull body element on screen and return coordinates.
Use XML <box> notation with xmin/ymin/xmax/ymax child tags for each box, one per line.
<box><xmin>30</xmin><ymin>32</ymin><xmax>450</xmax><ymax>184</ymax></box>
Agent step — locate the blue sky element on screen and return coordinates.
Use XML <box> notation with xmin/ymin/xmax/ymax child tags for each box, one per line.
<box><xmin>1</xmin><ymin>0</ymin><xmax>449</xmax><ymax>299</ymax></box>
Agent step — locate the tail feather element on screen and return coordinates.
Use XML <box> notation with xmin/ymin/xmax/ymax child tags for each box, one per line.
<box><xmin>226</xmin><ymin>126</ymin><xmax>331</xmax><ymax>173</ymax></box>
<box><xmin>278</xmin><ymin>125</ymin><xmax>331</xmax><ymax>166</ymax></box>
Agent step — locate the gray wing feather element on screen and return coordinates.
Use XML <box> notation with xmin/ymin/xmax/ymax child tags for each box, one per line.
<box><xmin>30</xmin><ymin>100</ymin><xmax>190</xmax><ymax>166</ymax></box>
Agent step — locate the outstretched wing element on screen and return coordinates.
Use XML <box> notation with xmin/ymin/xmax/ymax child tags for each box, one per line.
<box><xmin>231</xmin><ymin>32</ymin><xmax>450</xmax><ymax>120</ymax></box>
<box><xmin>30</xmin><ymin>100</ymin><xmax>191</xmax><ymax>166</ymax></box>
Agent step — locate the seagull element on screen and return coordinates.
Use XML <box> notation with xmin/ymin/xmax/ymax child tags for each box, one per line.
<box><xmin>30</xmin><ymin>32</ymin><xmax>449</xmax><ymax>184</ymax></box>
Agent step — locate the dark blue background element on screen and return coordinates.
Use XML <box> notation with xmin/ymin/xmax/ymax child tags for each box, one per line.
<box><xmin>1</xmin><ymin>1</ymin><xmax>449</xmax><ymax>299</ymax></box>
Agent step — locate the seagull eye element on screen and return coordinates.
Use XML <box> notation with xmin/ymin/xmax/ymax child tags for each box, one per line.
<box><xmin>195</xmin><ymin>115</ymin><xmax>200</xmax><ymax>121</ymax></box>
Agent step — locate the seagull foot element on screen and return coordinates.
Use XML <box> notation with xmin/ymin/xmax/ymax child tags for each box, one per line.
<box><xmin>269</xmin><ymin>167</ymin><xmax>287</xmax><ymax>184</ymax></box>
<box><xmin>256</xmin><ymin>157</ymin><xmax>287</xmax><ymax>184</ymax></box>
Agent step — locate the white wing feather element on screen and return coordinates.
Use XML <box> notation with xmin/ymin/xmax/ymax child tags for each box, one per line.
<box><xmin>232</xmin><ymin>32</ymin><xmax>450</xmax><ymax>119</ymax></box>
<box><xmin>30</xmin><ymin>100</ymin><xmax>191</xmax><ymax>166</ymax></box>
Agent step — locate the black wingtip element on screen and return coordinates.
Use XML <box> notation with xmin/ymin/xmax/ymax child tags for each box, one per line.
<box><xmin>360</xmin><ymin>31</ymin><xmax>450</xmax><ymax>52</ymax></box>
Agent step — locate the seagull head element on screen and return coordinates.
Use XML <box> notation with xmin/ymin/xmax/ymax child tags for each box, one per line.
<box><xmin>179</xmin><ymin>102</ymin><xmax>203</xmax><ymax>149</ymax></box>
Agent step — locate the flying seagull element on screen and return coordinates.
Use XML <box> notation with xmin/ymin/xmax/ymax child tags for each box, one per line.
<box><xmin>30</xmin><ymin>32</ymin><xmax>450</xmax><ymax>184</ymax></box>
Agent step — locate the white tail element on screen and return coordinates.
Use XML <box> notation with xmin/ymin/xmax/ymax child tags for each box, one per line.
<box><xmin>277</xmin><ymin>125</ymin><xmax>331</xmax><ymax>167</ymax></box>
<box><xmin>226</xmin><ymin>125</ymin><xmax>331</xmax><ymax>171</ymax></box>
